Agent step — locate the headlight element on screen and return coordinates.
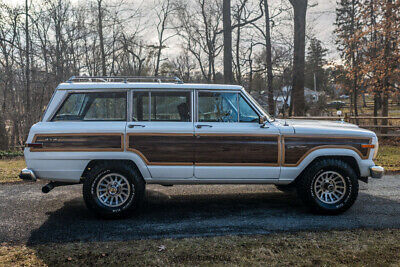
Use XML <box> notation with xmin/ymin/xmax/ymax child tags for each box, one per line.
<box><xmin>373</xmin><ymin>140</ymin><xmax>379</xmax><ymax>159</ymax></box>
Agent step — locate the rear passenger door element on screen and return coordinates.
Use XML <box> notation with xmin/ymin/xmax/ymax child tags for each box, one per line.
<box><xmin>126</xmin><ymin>90</ymin><xmax>194</xmax><ymax>179</ymax></box>
<box><xmin>194</xmin><ymin>90</ymin><xmax>280</xmax><ymax>180</ymax></box>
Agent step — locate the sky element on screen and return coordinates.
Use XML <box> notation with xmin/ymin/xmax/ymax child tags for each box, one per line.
<box><xmin>2</xmin><ymin>0</ymin><xmax>339</xmax><ymax>61</ymax></box>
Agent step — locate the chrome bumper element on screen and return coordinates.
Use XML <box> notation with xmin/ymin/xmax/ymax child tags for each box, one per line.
<box><xmin>19</xmin><ymin>168</ymin><xmax>37</xmax><ymax>181</ymax></box>
<box><xmin>370</xmin><ymin>166</ymin><xmax>384</xmax><ymax>179</ymax></box>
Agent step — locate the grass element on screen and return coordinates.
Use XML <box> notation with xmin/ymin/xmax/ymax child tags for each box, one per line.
<box><xmin>375</xmin><ymin>145</ymin><xmax>400</xmax><ymax>172</ymax></box>
<box><xmin>0</xmin><ymin>145</ymin><xmax>398</xmax><ymax>184</ymax></box>
<box><xmin>1</xmin><ymin>229</ymin><xmax>400</xmax><ymax>266</ymax></box>
<box><xmin>0</xmin><ymin>157</ymin><xmax>25</xmax><ymax>183</ymax></box>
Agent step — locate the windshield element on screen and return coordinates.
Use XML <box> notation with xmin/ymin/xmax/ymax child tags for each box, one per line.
<box><xmin>241</xmin><ymin>89</ymin><xmax>274</xmax><ymax>122</ymax></box>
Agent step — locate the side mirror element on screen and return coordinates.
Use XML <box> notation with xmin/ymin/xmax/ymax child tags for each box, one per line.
<box><xmin>259</xmin><ymin>115</ymin><xmax>269</xmax><ymax>128</ymax></box>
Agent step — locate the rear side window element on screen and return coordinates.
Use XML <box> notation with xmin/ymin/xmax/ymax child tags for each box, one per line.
<box><xmin>52</xmin><ymin>92</ymin><xmax>127</xmax><ymax>121</ymax></box>
<box><xmin>132</xmin><ymin>91</ymin><xmax>191</xmax><ymax>122</ymax></box>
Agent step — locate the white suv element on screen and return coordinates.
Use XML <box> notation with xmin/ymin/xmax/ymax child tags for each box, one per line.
<box><xmin>20</xmin><ymin>76</ymin><xmax>384</xmax><ymax>218</ymax></box>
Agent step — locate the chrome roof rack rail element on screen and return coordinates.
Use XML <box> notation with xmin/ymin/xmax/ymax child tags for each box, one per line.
<box><xmin>67</xmin><ymin>76</ymin><xmax>183</xmax><ymax>84</ymax></box>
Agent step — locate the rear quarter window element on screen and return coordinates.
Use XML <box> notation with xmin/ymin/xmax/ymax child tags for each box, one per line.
<box><xmin>52</xmin><ymin>91</ymin><xmax>127</xmax><ymax>121</ymax></box>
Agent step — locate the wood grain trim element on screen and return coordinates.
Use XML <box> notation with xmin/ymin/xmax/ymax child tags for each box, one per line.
<box><xmin>30</xmin><ymin>133</ymin><xmax>124</xmax><ymax>152</ymax></box>
<box><xmin>126</xmin><ymin>133</ymin><xmax>280</xmax><ymax>167</ymax></box>
<box><xmin>194</xmin><ymin>133</ymin><xmax>280</xmax><ymax>167</ymax></box>
<box><xmin>126</xmin><ymin>133</ymin><xmax>194</xmax><ymax>166</ymax></box>
<box><xmin>127</xmin><ymin>148</ymin><xmax>193</xmax><ymax>166</ymax></box>
<box><xmin>281</xmin><ymin>135</ymin><xmax>373</xmax><ymax>167</ymax></box>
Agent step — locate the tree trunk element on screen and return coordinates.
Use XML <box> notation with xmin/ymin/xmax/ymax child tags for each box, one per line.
<box><xmin>265</xmin><ymin>0</ymin><xmax>274</xmax><ymax>116</ymax></box>
<box><xmin>381</xmin><ymin>93</ymin><xmax>388</xmax><ymax>134</ymax></box>
<box><xmin>289</xmin><ymin>0</ymin><xmax>307</xmax><ymax>116</ymax></box>
<box><xmin>362</xmin><ymin>93</ymin><xmax>367</xmax><ymax>107</ymax></box>
<box><xmin>155</xmin><ymin>45</ymin><xmax>163</xmax><ymax>76</ymax></box>
<box><xmin>373</xmin><ymin>93</ymin><xmax>380</xmax><ymax>126</ymax></box>
<box><xmin>235</xmin><ymin>20</ymin><xmax>241</xmax><ymax>84</ymax></box>
<box><xmin>97</xmin><ymin>0</ymin><xmax>107</xmax><ymax>76</ymax></box>
<box><xmin>25</xmin><ymin>0</ymin><xmax>31</xmax><ymax>129</ymax></box>
<box><xmin>223</xmin><ymin>0</ymin><xmax>233</xmax><ymax>84</ymax></box>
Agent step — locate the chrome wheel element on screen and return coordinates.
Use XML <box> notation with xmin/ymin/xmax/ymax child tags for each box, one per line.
<box><xmin>313</xmin><ymin>171</ymin><xmax>347</xmax><ymax>204</ymax></box>
<box><xmin>96</xmin><ymin>173</ymin><xmax>132</xmax><ymax>207</ymax></box>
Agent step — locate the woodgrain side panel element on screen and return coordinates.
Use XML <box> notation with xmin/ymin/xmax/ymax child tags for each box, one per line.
<box><xmin>127</xmin><ymin>134</ymin><xmax>194</xmax><ymax>164</ymax></box>
<box><xmin>127</xmin><ymin>133</ymin><xmax>280</xmax><ymax>166</ymax></box>
<box><xmin>31</xmin><ymin>133</ymin><xmax>124</xmax><ymax>152</ymax></box>
<box><xmin>283</xmin><ymin>136</ymin><xmax>371</xmax><ymax>166</ymax></box>
<box><xmin>195</xmin><ymin>134</ymin><xmax>280</xmax><ymax>166</ymax></box>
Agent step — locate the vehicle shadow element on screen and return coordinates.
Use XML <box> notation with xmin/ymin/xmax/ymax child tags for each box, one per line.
<box><xmin>26</xmin><ymin>184</ymin><xmax>400</xmax><ymax>247</ymax></box>
<box><xmin>25</xmin><ymin>184</ymin><xmax>400</xmax><ymax>264</ymax></box>
<box><xmin>26</xmin><ymin>187</ymin><xmax>302</xmax><ymax>245</ymax></box>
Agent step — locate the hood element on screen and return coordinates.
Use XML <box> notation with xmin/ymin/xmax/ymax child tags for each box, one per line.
<box><xmin>282</xmin><ymin>119</ymin><xmax>359</xmax><ymax>129</ymax></box>
<box><xmin>275</xmin><ymin>119</ymin><xmax>376</xmax><ymax>138</ymax></box>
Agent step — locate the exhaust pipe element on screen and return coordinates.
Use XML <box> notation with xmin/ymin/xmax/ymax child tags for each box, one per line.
<box><xmin>42</xmin><ymin>181</ymin><xmax>75</xmax><ymax>193</ymax></box>
<box><xmin>42</xmin><ymin>182</ymin><xmax>55</xmax><ymax>193</ymax></box>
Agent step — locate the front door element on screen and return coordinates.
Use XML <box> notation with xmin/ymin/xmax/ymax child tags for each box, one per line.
<box><xmin>126</xmin><ymin>90</ymin><xmax>194</xmax><ymax>179</ymax></box>
<box><xmin>194</xmin><ymin>90</ymin><xmax>280</xmax><ymax>179</ymax></box>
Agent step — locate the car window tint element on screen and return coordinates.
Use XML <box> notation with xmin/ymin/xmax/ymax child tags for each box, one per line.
<box><xmin>151</xmin><ymin>92</ymin><xmax>191</xmax><ymax>122</ymax></box>
<box><xmin>132</xmin><ymin>92</ymin><xmax>150</xmax><ymax>121</ymax></box>
<box><xmin>239</xmin><ymin>94</ymin><xmax>259</xmax><ymax>123</ymax></box>
<box><xmin>198</xmin><ymin>92</ymin><xmax>238</xmax><ymax>122</ymax></box>
<box><xmin>53</xmin><ymin>92</ymin><xmax>127</xmax><ymax>121</ymax></box>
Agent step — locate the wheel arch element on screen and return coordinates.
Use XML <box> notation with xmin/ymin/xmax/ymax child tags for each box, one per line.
<box><xmin>81</xmin><ymin>159</ymin><xmax>149</xmax><ymax>182</ymax></box>
<box><xmin>280</xmin><ymin>147</ymin><xmax>363</xmax><ymax>185</ymax></box>
<box><xmin>293</xmin><ymin>155</ymin><xmax>360</xmax><ymax>184</ymax></box>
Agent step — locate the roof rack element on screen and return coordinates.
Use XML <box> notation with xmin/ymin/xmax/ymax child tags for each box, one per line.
<box><xmin>67</xmin><ymin>76</ymin><xmax>183</xmax><ymax>84</ymax></box>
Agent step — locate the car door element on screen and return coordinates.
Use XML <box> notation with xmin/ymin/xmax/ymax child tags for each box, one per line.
<box><xmin>194</xmin><ymin>90</ymin><xmax>281</xmax><ymax>179</ymax></box>
<box><xmin>125</xmin><ymin>89</ymin><xmax>195</xmax><ymax>179</ymax></box>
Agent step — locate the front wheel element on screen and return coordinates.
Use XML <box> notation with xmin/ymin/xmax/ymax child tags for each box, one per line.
<box><xmin>296</xmin><ymin>158</ymin><xmax>359</xmax><ymax>215</ymax></box>
<box><xmin>83</xmin><ymin>162</ymin><xmax>145</xmax><ymax>219</ymax></box>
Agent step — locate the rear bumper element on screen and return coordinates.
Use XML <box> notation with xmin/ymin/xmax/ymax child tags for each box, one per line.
<box><xmin>370</xmin><ymin>166</ymin><xmax>384</xmax><ymax>179</ymax></box>
<box><xmin>19</xmin><ymin>168</ymin><xmax>37</xmax><ymax>181</ymax></box>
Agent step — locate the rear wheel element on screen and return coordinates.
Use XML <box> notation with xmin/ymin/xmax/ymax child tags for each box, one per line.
<box><xmin>83</xmin><ymin>162</ymin><xmax>145</xmax><ymax>219</ymax></box>
<box><xmin>296</xmin><ymin>158</ymin><xmax>359</xmax><ymax>215</ymax></box>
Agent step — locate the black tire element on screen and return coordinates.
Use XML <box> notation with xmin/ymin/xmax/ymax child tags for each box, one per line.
<box><xmin>296</xmin><ymin>158</ymin><xmax>359</xmax><ymax>215</ymax></box>
<box><xmin>83</xmin><ymin>161</ymin><xmax>145</xmax><ymax>219</ymax></box>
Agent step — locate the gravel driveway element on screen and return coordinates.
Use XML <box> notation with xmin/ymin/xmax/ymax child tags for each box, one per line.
<box><xmin>0</xmin><ymin>175</ymin><xmax>399</xmax><ymax>245</ymax></box>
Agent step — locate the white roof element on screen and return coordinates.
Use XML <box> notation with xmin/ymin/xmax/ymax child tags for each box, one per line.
<box><xmin>56</xmin><ymin>82</ymin><xmax>243</xmax><ymax>91</ymax></box>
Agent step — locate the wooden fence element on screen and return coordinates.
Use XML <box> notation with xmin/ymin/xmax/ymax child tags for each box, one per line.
<box><xmin>287</xmin><ymin>116</ymin><xmax>400</xmax><ymax>138</ymax></box>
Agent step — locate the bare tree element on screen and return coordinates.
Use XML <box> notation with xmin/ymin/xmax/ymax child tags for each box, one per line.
<box><xmin>288</xmin><ymin>0</ymin><xmax>307</xmax><ymax>116</ymax></box>
<box><xmin>153</xmin><ymin>0</ymin><xmax>176</xmax><ymax>76</ymax></box>
<box><xmin>175</xmin><ymin>0</ymin><xmax>223</xmax><ymax>82</ymax></box>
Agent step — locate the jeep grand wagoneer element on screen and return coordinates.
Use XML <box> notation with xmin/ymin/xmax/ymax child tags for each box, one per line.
<box><xmin>20</xmin><ymin>76</ymin><xmax>384</xmax><ymax>218</ymax></box>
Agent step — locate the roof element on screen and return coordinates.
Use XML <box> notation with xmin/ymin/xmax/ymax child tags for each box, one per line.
<box><xmin>56</xmin><ymin>82</ymin><xmax>244</xmax><ymax>91</ymax></box>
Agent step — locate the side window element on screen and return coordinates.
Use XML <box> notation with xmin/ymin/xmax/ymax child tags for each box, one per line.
<box><xmin>132</xmin><ymin>91</ymin><xmax>191</xmax><ymax>122</ymax></box>
<box><xmin>151</xmin><ymin>92</ymin><xmax>191</xmax><ymax>121</ymax></box>
<box><xmin>53</xmin><ymin>92</ymin><xmax>127</xmax><ymax>121</ymax></box>
<box><xmin>132</xmin><ymin>92</ymin><xmax>150</xmax><ymax>121</ymax></box>
<box><xmin>239</xmin><ymin>94</ymin><xmax>259</xmax><ymax>123</ymax></box>
<box><xmin>198</xmin><ymin>92</ymin><xmax>238</xmax><ymax>122</ymax></box>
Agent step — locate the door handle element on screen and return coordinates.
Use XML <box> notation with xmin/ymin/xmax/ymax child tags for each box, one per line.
<box><xmin>196</xmin><ymin>124</ymin><xmax>212</xmax><ymax>129</ymax></box>
<box><xmin>128</xmin><ymin>124</ymin><xmax>146</xmax><ymax>128</ymax></box>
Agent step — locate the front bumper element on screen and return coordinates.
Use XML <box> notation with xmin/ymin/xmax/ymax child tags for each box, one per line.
<box><xmin>370</xmin><ymin>166</ymin><xmax>384</xmax><ymax>179</ymax></box>
<box><xmin>19</xmin><ymin>168</ymin><xmax>37</xmax><ymax>181</ymax></box>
